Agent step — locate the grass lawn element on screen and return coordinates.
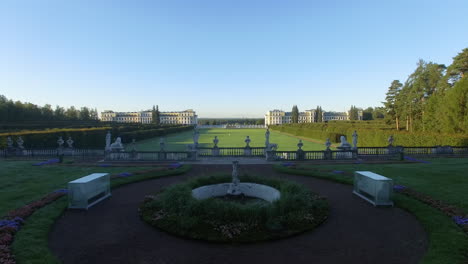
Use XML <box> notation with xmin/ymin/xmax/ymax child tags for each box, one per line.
<box><xmin>274</xmin><ymin>158</ymin><xmax>468</xmax><ymax>264</ymax></box>
<box><xmin>129</xmin><ymin>128</ymin><xmax>328</xmax><ymax>151</ymax></box>
<box><xmin>0</xmin><ymin>161</ymin><xmax>152</xmax><ymax>216</ymax></box>
<box><xmin>0</xmin><ymin>160</ymin><xmax>190</xmax><ymax>264</ymax></box>
<box><xmin>289</xmin><ymin>158</ymin><xmax>468</xmax><ymax>212</ymax></box>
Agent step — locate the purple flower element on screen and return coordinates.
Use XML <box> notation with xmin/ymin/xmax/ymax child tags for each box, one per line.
<box><xmin>0</xmin><ymin>219</ymin><xmax>22</xmax><ymax>230</ymax></box>
<box><xmin>282</xmin><ymin>162</ymin><xmax>294</xmax><ymax>167</ymax></box>
<box><xmin>332</xmin><ymin>170</ymin><xmax>344</xmax><ymax>174</ymax></box>
<box><xmin>404</xmin><ymin>156</ymin><xmax>431</xmax><ymax>164</ymax></box>
<box><xmin>99</xmin><ymin>164</ymin><xmax>111</xmax><ymax>167</ymax></box>
<box><xmin>117</xmin><ymin>172</ymin><xmax>133</xmax><ymax>177</ymax></box>
<box><xmin>393</xmin><ymin>185</ymin><xmax>407</xmax><ymax>191</ymax></box>
<box><xmin>453</xmin><ymin>216</ymin><xmax>468</xmax><ymax>225</ymax></box>
<box><xmin>54</xmin><ymin>189</ymin><xmax>69</xmax><ymax>194</ymax></box>
<box><xmin>168</xmin><ymin>163</ymin><xmax>182</xmax><ymax>169</ymax></box>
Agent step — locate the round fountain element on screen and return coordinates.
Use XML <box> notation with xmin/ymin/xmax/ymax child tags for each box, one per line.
<box><xmin>191</xmin><ymin>161</ymin><xmax>281</xmax><ymax>203</ymax></box>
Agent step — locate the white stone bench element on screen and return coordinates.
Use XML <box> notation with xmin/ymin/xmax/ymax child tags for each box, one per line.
<box><xmin>353</xmin><ymin>171</ymin><xmax>393</xmax><ymax>206</ymax></box>
<box><xmin>68</xmin><ymin>173</ymin><xmax>111</xmax><ymax>209</ymax></box>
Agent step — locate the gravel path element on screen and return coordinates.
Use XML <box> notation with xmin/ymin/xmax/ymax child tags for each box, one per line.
<box><xmin>49</xmin><ymin>165</ymin><xmax>427</xmax><ymax>264</ymax></box>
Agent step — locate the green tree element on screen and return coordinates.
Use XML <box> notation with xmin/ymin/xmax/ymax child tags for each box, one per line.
<box><xmin>362</xmin><ymin>107</ymin><xmax>374</xmax><ymax>120</ymax></box>
<box><xmin>348</xmin><ymin>105</ymin><xmax>359</xmax><ymax>120</ymax></box>
<box><xmin>315</xmin><ymin>106</ymin><xmax>323</xmax><ymax>122</ymax></box>
<box><xmin>447</xmin><ymin>48</ymin><xmax>468</xmax><ymax>83</ymax></box>
<box><xmin>383</xmin><ymin>80</ymin><xmax>402</xmax><ymax>130</ymax></box>
<box><xmin>291</xmin><ymin>105</ymin><xmax>299</xmax><ymax>123</ymax></box>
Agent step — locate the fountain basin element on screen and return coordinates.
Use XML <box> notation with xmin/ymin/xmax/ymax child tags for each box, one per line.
<box><xmin>192</xmin><ymin>183</ymin><xmax>281</xmax><ymax>203</ymax></box>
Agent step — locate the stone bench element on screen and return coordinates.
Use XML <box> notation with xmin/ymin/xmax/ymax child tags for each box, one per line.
<box><xmin>68</xmin><ymin>173</ymin><xmax>111</xmax><ymax>209</ymax></box>
<box><xmin>353</xmin><ymin>171</ymin><xmax>393</xmax><ymax>206</ymax></box>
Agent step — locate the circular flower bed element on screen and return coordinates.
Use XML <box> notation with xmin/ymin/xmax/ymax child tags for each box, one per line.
<box><xmin>140</xmin><ymin>175</ymin><xmax>329</xmax><ymax>242</ymax></box>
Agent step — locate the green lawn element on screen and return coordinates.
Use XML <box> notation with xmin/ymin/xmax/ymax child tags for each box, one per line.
<box><xmin>129</xmin><ymin>128</ymin><xmax>328</xmax><ymax>151</ymax></box>
<box><xmin>0</xmin><ymin>161</ymin><xmax>153</xmax><ymax>217</ymax></box>
<box><xmin>0</xmin><ymin>160</ymin><xmax>190</xmax><ymax>264</ymax></box>
<box><xmin>290</xmin><ymin>158</ymin><xmax>468</xmax><ymax>212</ymax></box>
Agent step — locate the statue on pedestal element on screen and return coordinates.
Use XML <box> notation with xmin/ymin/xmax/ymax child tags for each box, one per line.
<box><xmin>297</xmin><ymin>139</ymin><xmax>303</xmax><ymax>150</ymax></box>
<box><xmin>105</xmin><ymin>131</ymin><xmax>111</xmax><ymax>151</ymax></box>
<box><xmin>325</xmin><ymin>138</ymin><xmax>331</xmax><ymax>150</ymax></box>
<box><xmin>388</xmin><ymin>135</ymin><xmax>394</xmax><ymax>146</ymax></box>
<box><xmin>352</xmin><ymin>131</ymin><xmax>358</xmax><ymax>149</ymax></box>
<box><xmin>6</xmin><ymin>137</ymin><xmax>13</xmax><ymax>149</ymax></box>
<box><xmin>213</xmin><ymin>136</ymin><xmax>219</xmax><ymax>148</ymax></box>
<box><xmin>66</xmin><ymin>137</ymin><xmax>74</xmax><ymax>148</ymax></box>
<box><xmin>193</xmin><ymin>129</ymin><xmax>200</xmax><ymax>146</ymax></box>
<box><xmin>110</xmin><ymin>137</ymin><xmax>124</xmax><ymax>152</ymax></box>
<box><xmin>16</xmin><ymin>137</ymin><xmax>24</xmax><ymax>150</ymax></box>
<box><xmin>265</xmin><ymin>128</ymin><xmax>270</xmax><ymax>147</ymax></box>
<box><xmin>57</xmin><ymin>136</ymin><xmax>64</xmax><ymax>148</ymax></box>
<box><xmin>159</xmin><ymin>137</ymin><xmax>165</xmax><ymax>152</ymax></box>
<box><xmin>337</xmin><ymin>136</ymin><xmax>352</xmax><ymax>150</ymax></box>
<box><xmin>245</xmin><ymin>136</ymin><xmax>251</xmax><ymax>148</ymax></box>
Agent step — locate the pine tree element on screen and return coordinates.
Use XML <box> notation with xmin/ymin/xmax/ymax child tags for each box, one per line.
<box><xmin>291</xmin><ymin>105</ymin><xmax>299</xmax><ymax>123</ymax></box>
<box><xmin>384</xmin><ymin>80</ymin><xmax>402</xmax><ymax>130</ymax></box>
<box><xmin>155</xmin><ymin>105</ymin><xmax>160</xmax><ymax>125</ymax></box>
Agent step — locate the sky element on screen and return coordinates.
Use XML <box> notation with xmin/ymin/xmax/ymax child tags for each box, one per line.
<box><xmin>1</xmin><ymin>0</ymin><xmax>467</xmax><ymax>118</ymax></box>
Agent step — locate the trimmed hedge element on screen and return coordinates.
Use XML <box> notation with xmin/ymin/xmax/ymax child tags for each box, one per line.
<box><xmin>270</xmin><ymin>122</ymin><xmax>468</xmax><ymax>146</ymax></box>
<box><xmin>0</xmin><ymin>125</ymin><xmax>194</xmax><ymax>149</ymax></box>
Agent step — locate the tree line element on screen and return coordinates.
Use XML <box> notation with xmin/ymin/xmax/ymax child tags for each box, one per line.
<box><xmin>383</xmin><ymin>48</ymin><xmax>468</xmax><ymax>133</ymax></box>
<box><xmin>0</xmin><ymin>95</ymin><xmax>99</xmax><ymax>123</ymax></box>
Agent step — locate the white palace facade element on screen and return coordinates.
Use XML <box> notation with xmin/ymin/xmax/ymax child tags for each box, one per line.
<box><xmin>101</xmin><ymin>109</ymin><xmax>197</xmax><ymax>125</ymax></box>
<box><xmin>265</xmin><ymin>109</ymin><xmax>363</xmax><ymax>126</ymax></box>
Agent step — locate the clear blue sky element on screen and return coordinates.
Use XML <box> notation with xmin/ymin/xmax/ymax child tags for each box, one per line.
<box><xmin>1</xmin><ymin>0</ymin><xmax>467</xmax><ymax>118</ymax></box>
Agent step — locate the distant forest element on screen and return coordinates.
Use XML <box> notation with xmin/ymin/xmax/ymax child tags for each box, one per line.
<box><xmin>0</xmin><ymin>95</ymin><xmax>99</xmax><ymax>123</ymax></box>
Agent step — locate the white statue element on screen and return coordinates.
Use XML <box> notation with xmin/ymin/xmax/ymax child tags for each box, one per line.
<box><xmin>66</xmin><ymin>137</ymin><xmax>74</xmax><ymax>148</ymax></box>
<box><xmin>325</xmin><ymin>138</ymin><xmax>331</xmax><ymax>150</ymax></box>
<box><xmin>228</xmin><ymin>161</ymin><xmax>241</xmax><ymax>195</ymax></box>
<box><xmin>338</xmin><ymin>136</ymin><xmax>351</xmax><ymax>149</ymax></box>
<box><xmin>193</xmin><ymin>129</ymin><xmax>200</xmax><ymax>146</ymax></box>
<box><xmin>352</xmin><ymin>131</ymin><xmax>358</xmax><ymax>149</ymax></box>
<box><xmin>105</xmin><ymin>131</ymin><xmax>111</xmax><ymax>151</ymax></box>
<box><xmin>6</xmin><ymin>137</ymin><xmax>13</xmax><ymax>148</ymax></box>
<box><xmin>388</xmin><ymin>135</ymin><xmax>394</xmax><ymax>146</ymax></box>
<box><xmin>110</xmin><ymin>137</ymin><xmax>124</xmax><ymax>151</ymax></box>
<box><xmin>265</xmin><ymin>128</ymin><xmax>270</xmax><ymax>147</ymax></box>
<box><xmin>159</xmin><ymin>137</ymin><xmax>165</xmax><ymax>152</ymax></box>
<box><xmin>57</xmin><ymin>137</ymin><xmax>64</xmax><ymax>148</ymax></box>
<box><xmin>213</xmin><ymin>136</ymin><xmax>219</xmax><ymax>147</ymax></box>
<box><xmin>16</xmin><ymin>137</ymin><xmax>24</xmax><ymax>149</ymax></box>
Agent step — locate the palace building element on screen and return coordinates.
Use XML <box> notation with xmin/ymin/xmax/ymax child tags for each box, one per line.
<box><xmin>265</xmin><ymin>109</ymin><xmax>362</xmax><ymax>125</ymax></box>
<box><xmin>101</xmin><ymin>109</ymin><xmax>197</xmax><ymax>125</ymax></box>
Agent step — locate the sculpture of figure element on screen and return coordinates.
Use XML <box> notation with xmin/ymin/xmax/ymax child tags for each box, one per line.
<box><xmin>325</xmin><ymin>138</ymin><xmax>332</xmax><ymax>150</ymax></box>
<box><xmin>338</xmin><ymin>136</ymin><xmax>351</xmax><ymax>149</ymax></box>
<box><xmin>16</xmin><ymin>137</ymin><xmax>24</xmax><ymax>149</ymax></box>
<box><xmin>245</xmin><ymin>136</ymin><xmax>251</xmax><ymax>147</ymax></box>
<box><xmin>228</xmin><ymin>161</ymin><xmax>241</xmax><ymax>195</ymax></box>
<box><xmin>6</xmin><ymin>137</ymin><xmax>13</xmax><ymax>148</ymax></box>
<box><xmin>57</xmin><ymin>137</ymin><xmax>64</xmax><ymax>148</ymax></box>
<box><xmin>66</xmin><ymin>137</ymin><xmax>74</xmax><ymax>148</ymax></box>
<box><xmin>159</xmin><ymin>137</ymin><xmax>165</xmax><ymax>152</ymax></box>
<box><xmin>131</xmin><ymin>139</ymin><xmax>137</xmax><ymax>152</ymax></box>
<box><xmin>105</xmin><ymin>131</ymin><xmax>111</xmax><ymax>151</ymax></box>
<box><xmin>297</xmin><ymin>139</ymin><xmax>303</xmax><ymax>150</ymax></box>
<box><xmin>352</xmin><ymin>130</ymin><xmax>358</xmax><ymax>149</ymax></box>
<box><xmin>265</xmin><ymin>128</ymin><xmax>270</xmax><ymax>147</ymax></box>
<box><xmin>110</xmin><ymin>137</ymin><xmax>124</xmax><ymax>151</ymax></box>
<box><xmin>193</xmin><ymin>129</ymin><xmax>200</xmax><ymax>146</ymax></box>
<box><xmin>388</xmin><ymin>135</ymin><xmax>394</xmax><ymax>146</ymax></box>
<box><xmin>213</xmin><ymin>136</ymin><xmax>219</xmax><ymax>148</ymax></box>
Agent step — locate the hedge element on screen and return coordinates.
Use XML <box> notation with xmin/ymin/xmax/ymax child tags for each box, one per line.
<box><xmin>0</xmin><ymin>125</ymin><xmax>194</xmax><ymax>149</ymax></box>
<box><xmin>270</xmin><ymin>123</ymin><xmax>468</xmax><ymax>146</ymax></box>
